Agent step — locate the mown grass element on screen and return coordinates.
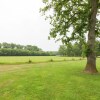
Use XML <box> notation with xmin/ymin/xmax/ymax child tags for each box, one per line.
<box><xmin>0</xmin><ymin>56</ymin><xmax>83</xmax><ymax>64</ymax></box>
<box><xmin>0</xmin><ymin>57</ymin><xmax>100</xmax><ymax>100</ymax></box>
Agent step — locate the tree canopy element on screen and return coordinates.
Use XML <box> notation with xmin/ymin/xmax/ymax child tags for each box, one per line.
<box><xmin>41</xmin><ymin>0</ymin><xmax>100</xmax><ymax>44</ymax></box>
<box><xmin>41</xmin><ymin>0</ymin><xmax>100</xmax><ymax>73</ymax></box>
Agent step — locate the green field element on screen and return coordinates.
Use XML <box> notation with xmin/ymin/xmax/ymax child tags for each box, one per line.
<box><xmin>0</xmin><ymin>56</ymin><xmax>100</xmax><ymax>100</ymax></box>
<box><xmin>0</xmin><ymin>56</ymin><xmax>82</xmax><ymax>64</ymax></box>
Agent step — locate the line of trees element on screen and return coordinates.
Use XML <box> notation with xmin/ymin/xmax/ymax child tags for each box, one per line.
<box><xmin>58</xmin><ymin>41</ymin><xmax>100</xmax><ymax>57</ymax></box>
<box><xmin>58</xmin><ymin>43</ymin><xmax>82</xmax><ymax>57</ymax></box>
<box><xmin>0</xmin><ymin>42</ymin><xmax>57</xmax><ymax>56</ymax></box>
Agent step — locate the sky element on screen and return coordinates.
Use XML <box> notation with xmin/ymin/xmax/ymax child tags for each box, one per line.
<box><xmin>0</xmin><ymin>0</ymin><xmax>61</xmax><ymax>51</ymax></box>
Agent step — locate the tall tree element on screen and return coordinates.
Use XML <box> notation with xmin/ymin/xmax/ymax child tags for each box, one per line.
<box><xmin>41</xmin><ymin>0</ymin><xmax>100</xmax><ymax>73</ymax></box>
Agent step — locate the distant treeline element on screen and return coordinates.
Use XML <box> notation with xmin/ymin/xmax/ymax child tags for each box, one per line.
<box><xmin>58</xmin><ymin>41</ymin><xmax>100</xmax><ymax>57</ymax></box>
<box><xmin>0</xmin><ymin>42</ymin><xmax>57</xmax><ymax>56</ymax></box>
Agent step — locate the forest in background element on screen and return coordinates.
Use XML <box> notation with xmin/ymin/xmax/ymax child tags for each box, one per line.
<box><xmin>58</xmin><ymin>41</ymin><xmax>100</xmax><ymax>57</ymax></box>
<box><xmin>0</xmin><ymin>41</ymin><xmax>100</xmax><ymax>57</ymax></box>
<box><xmin>0</xmin><ymin>42</ymin><xmax>57</xmax><ymax>56</ymax></box>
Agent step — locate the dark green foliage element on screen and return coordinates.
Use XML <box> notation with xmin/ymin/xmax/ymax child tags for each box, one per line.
<box><xmin>58</xmin><ymin>42</ymin><xmax>82</xmax><ymax>56</ymax></box>
<box><xmin>58</xmin><ymin>41</ymin><xmax>100</xmax><ymax>57</ymax></box>
<box><xmin>49</xmin><ymin>58</ymin><xmax>53</xmax><ymax>62</ymax></box>
<box><xmin>95</xmin><ymin>40</ymin><xmax>100</xmax><ymax>56</ymax></box>
<box><xmin>58</xmin><ymin>45</ymin><xmax>67</xmax><ymax>56</ymax></box>
<box><xmin>28</xmin><ymin>59</ymin><xmax>32</xmax><ymax>63</ymax></box>
<box><xmin>0</xmin><ymin>42</ymin><xmax>57</xmax><ymax>56</ymax></box>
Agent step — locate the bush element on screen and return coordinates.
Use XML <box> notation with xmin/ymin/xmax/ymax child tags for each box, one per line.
<box><xmin>49</xmin><ymin>59</ymin><xmax>53</xmax><ymax>62</ymax></box>
<box><xmin>28</xmin><ymin>59</ymin><xmax>32</xmax><ymax>63</ymax></box>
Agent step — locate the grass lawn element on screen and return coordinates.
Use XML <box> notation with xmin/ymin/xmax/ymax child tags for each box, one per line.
<box><xmin>0</xmin><ymin>57</ymin><xmax>100</xmax><ymax>100</ymax></box>
<box><xmin>0</xmin><ymin>56</ymin><xmax>82</xmax><ymax>64</ymax></box>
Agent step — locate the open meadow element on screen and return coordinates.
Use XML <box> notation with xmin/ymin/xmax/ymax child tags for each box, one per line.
<box><xmin>0</xmin><ymin>56</ymin><xmax>81</xmax><ymax>64</ymax></box>
<box><xmin>0</xmin><ymin>56</ymin><xmax>100</xmax><ymax>100</ymax></box>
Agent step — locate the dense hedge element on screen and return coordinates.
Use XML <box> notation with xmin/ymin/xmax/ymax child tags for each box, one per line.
<box><xmin>0</xmin><ymin>42</ymin><xmax>57</xmax><ymax>56</ymax></box>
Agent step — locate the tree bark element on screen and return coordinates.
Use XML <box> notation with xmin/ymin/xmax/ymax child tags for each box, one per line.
<box><xmin>84</xmin><ymin>0</ymin><xmax>99</xmax><ymax>73</ymax></box>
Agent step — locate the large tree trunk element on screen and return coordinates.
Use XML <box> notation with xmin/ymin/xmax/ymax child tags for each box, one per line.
<box><xmin>84</xmin><ymin>0</ymin><xmax>99</xmax><ymax>73</ymax></box>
